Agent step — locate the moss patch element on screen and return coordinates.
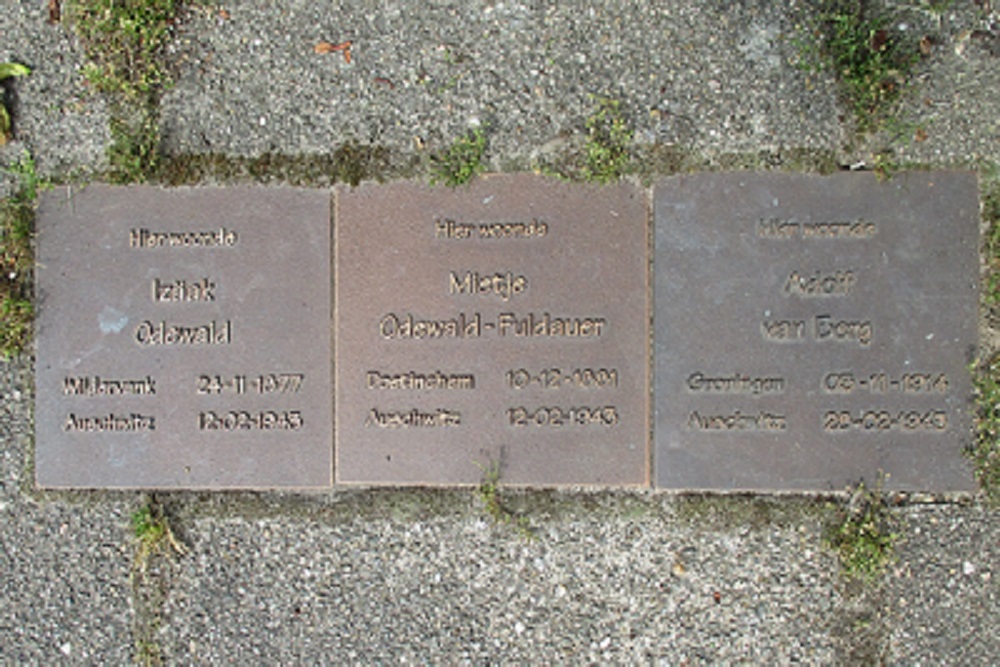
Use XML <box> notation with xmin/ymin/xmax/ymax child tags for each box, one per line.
<box><xmin>66</xmin><ymin>0</ymin><xmax>185</xmax><ymax>182</ymax></box>
<box><xmin>973</xmin><ymin>177</ymin><xmax>1000</xmax><ymax>503</ymax></box>
<box><xmin>157</xmin><ymin>143</ymin><xmax>397</xmax><ymax>187</ymax></box>
<box><xmin>673</xmin><ymin>493</ymin><xmax>830</xmax><ymax>531</ymax></box>
<box><xmin>66</xmin><ymin>0</ymin><xmax>179</xmax><ymax>100</ymax></box>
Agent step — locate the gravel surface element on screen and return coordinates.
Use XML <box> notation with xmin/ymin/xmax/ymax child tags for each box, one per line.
<box><xmin>160</xmin><ymin>0</ymin><xmax>843</xmax><ymax>165</ymax></box>
<box><xmin>158</xmin><ymin>496</ymin><xmax>840</xmax><ymax>664</ymax></box>
<box><xmin>1</xmin><ymin>357</ymin><xmax>134</xmax><ymax>665</ymax></box>
<box><xmin>887</xmin><ymin>503</ymin><xmax>998</xmax><ymax>664</ymax></box>
<box><xmin>0</xmin><ymin>0</ymin><xmax>108</xmax><ymax>177</ymax></box>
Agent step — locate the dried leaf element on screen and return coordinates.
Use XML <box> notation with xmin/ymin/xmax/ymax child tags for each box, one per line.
<box><xmin>915</xmin><ymin>127</ymin><xmax>928</xmax><ymax>142</ymax></box>
<box><xmin>920</xmin><ymin>36</ymin><xmax>933</xmax><ymax>56</ymax></box>
<box><xmin>48</xmin><ymin>0</ymin><xmax>61</xmax><ymax>23</ymax></box>
<box><xmin>315</xmin><ymin>40</ymin><xmax>353</xmax><ymax>63</ymax></box>
<box><xmin>315</xmin><ymin>40</ymin><xmax>351</xmax><ymax>53</ymax></box>
<box><xmin>0</xmin><ymin>105</ymin><xmax>10</xmax><ymax>145</ymax></box>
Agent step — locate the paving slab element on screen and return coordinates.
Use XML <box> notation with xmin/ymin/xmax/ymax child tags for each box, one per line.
<box><xmin>35</xmin><ymin>185</ymin><xmax>333</xmax><ymax>489</ymax></box>
<box><xmin>160</xmin><ymin>0</ymin><xmax>841</xmax><ymax>163</ymax></box>
<box><xmin>0</xmin><ymin>500</ymin><xmax>135</xmax><ymax>664</ymax></box>
<box><xmin>0</xmin><ymin>357</ymin><xmax>135</xmax><ymax>665</ymax></box>
<box><xmin>0</xmin><ymin>0</ymin><xmax>109</xmax><ymax>177</ymax></box>
<box><xmin>654</xmin><ymin>172</ymin><xmax>979</xmax><ymax>491</ymax></box>
<box><xmin>335</xmin><ymin>174</ymin><xmax>648</xmax><ymax>485</ymax></box>
<box><xmin>887</xmin><ymin>503</ymin><xmax>999</xmax><ymax>664</ymax></box>
<box><xmin>158</xmin><ymin>497</ymin><xmax>840</xmax><ymax>664</ymax></box>
<box><xmin>893</xmin><ymin>6</ymin><xmax>1000</xmax><ymax>166</ymax></box>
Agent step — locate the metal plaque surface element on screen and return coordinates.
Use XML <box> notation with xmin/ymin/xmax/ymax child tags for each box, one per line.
<box><xmin>35</xmin><ymin>185</ymin><xmax>332</xmax><ymax>489</ymax></box>
<box><xmin>335</xmin><ymin>175</ymin><xmax>648</xmax><ymax>485</ymax></box>
<box><xmin>654</xmin><ymin>172</ymin><xmax>978</xmax><ymax>491</ymax></box>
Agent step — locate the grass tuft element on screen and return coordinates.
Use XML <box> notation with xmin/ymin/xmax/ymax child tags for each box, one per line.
<box><xmin>67</xmin><ymin>0</ymin><xmax>179</xmax><ymax>100</ymax></box>
<box><xmin>583</xmin><ymin>97</ymin><xmax>632</xmax><ymax>183</ymax></box>
<box><xmin>478</xmin><ymin>461</ymin><xmax>534</xmax><ymax>540</ymax></box>
<box><xmin>66</xmin><ymin>0</ymin><xmax>184</xmax><ymax>182</ymax></box>
<box><xmin>1</xmin><ymin>151</ymin><xmax>45</xmax><ymax>358</ymax></box>
<box><xmin>799</xmin><ymin>0</ymin><xmax>921</xmax><ymax>134</ymax></box>
<box><xmin>825</xmin><ymin>480</ymin><xmax>897</xmax><ymax>580</ymax></box>
<box><xmin>971</xmin><ymin>355</ymin><xmax>1000</xmax><ymax>503</ymax></box>
<box><xmin>973</xmin><ymin>182</ymin><xmax>1000</xmax><ymax>503</ymax></box>
<box><xmin>431</xmin><ymin>127</ymin><xmax>487</xmax><ymax>186</ymax></box>
<box><xmin>131</xmin><ymin>500</ymin><xmax>186</xmax><ymax>574</ymax></box>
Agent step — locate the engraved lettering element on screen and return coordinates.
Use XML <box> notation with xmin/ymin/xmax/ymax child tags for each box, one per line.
<box><xmin>823</xmin><ymin>410</ymin><xmax>948</xmax><ymax>432</ymax></box>
<box><xmin>477</xmin><ymin>219</ymin><xmax>548</xmax><ymax>239</ymax></box>
<box><xmin>448</xmin><ymin>271</ymin><xmax>527</xmax><ymax>301</ymax></box>
<box><xmin>507</xmin><ymin>406</ymin><xmax>619</xmax><ymax>426</ymax></box>
<box><xmin>758</xmin><ymin>218</ymin><xmax>799</xmax><ymax>238</ymax></box>
<box><xmin>364</xmin><ymin>408</ymin><xmax>462</xmax><ymax>428</ymax></box>
<box><xmin>496</xmin><ymin>312</ymin><xmax>606</xmax><ymax>338</ymax></box>
<box><xmin>63</xmin><ymin>375</ymin><xmax>156</xmax><ymax>396</ymax></box>
<box><xmin>761</xmin><ymin>319</ymin><xmax>805</xmax><ymax>341</ymax></box>
<box><xmin>63</xmin><ymin>413</ymin><xmax>156</xmax><ymax>432</ymax></box>
<box><xmin>757</xmin><ymin>218</ymin><xmax>877</xmax><ymax>239</ymax></box>
<box><xmin>435</xmin><ymin>218</ymin><xmax>476</xmax><ymax>239</ymax></box>
<box><xmin>783</xmin><ymin>270</ymin><xmax>855</xmax><ymax>297</ymax></box>
<box><xmin>686</xmin><ymin>372</ymin><xmax>785</xmax><ymax>395</ymax></box>
<box><xmin>129</xmin><ymin>228</ymin><xmax>238</xmax><ymax>248</ymax></box>
<box><xmin>366</xmin><ymin>370</ymin><xmax>476</xmax><ymax>390</ymax></box>
<box><xmin>135</xmin><ymin>320</ymin><xmax>232</xmax><ymax>346</ymax></box>
<box><xmin>379</xmin><ymin>313</ymin><xmax>482</xmax><ymax>339</ymax></box>
<box><xmin>434</xmin><ymin>217</ymin><xmax>549</xmax><ymax>240</ymax></box>
<box><xmin>507</xmin><ymin>368</ymin><xmax>619</xmax><ymax>389</ymax></box>
<box><xmin>815</xmin><ymin>315</ymin><xmax>872</xmax><ymax>346</ymax></box>
<box><xmin>822</xmin><ymin>371</ymin><xmax>949</xmax><ymax>394</ymax></box>
<box><xmin>802</xmin><ymin>220</ymin><xmax>876</xmax><ymax>239</ymax></box>
<box><xmin>687</xmin><ymin>410</ymin><xmax>787</xmax><ymax>431</ymax></box>
<box><xmin>152</xmin><ymin>278</ymin><xmax>216</xmax><ymax>303</ymax></box>
<box><xmin>199</xmin><ymin>410</ymin><xmax>303</xmax><ymax>431</ymax></box>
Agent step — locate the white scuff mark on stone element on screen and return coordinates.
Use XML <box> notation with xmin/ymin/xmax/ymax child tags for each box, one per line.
<box><xmin>97</xmin><ymin>306</ymin><xmax>128</xmax><ymax>334</ymax></box>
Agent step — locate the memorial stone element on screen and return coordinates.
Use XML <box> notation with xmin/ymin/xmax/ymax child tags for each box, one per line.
<box><xmin>654</xmin><ymin>172</ymin><xmax>979</xmax><ymax>491</ymax></box>
<box><xmin>35</xmin><ymin>186</ymin><xmax>332</xmax><ymax>488</ymax></box>
<box><xmin>335</xmin><ymin>175</ymin><xmax>648</xmax><ymax>485</ymax></box>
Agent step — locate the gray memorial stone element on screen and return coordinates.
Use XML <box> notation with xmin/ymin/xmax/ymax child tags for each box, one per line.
<box><xmin>654</xmin><ymin>172</ymin><xmax>979</xmax><ymax>491</ymax></box>
<box><xmin>335</xmin><ymin>175</ymin><xmax>649</xmax><ymax>485</ymax></box>
<box><xmin>35</xmin><ymin>185</ymin><xmax>332</xmax><ymax>489</ymax></box>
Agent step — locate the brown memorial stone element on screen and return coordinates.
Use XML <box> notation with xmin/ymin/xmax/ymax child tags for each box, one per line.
<box><xmin>654</xmin><ymin>172</ymin><xmax>979</xmax><ymax>491</ymax></box>
<box><xmin>335</xmin><ymin>175</ymin><xmax>648</xmax><ymax>485</ymax></box>
<box><xmin>35</xmin><ymin>186</ymin><xmax>332</xmax><ymax>489</ymax></box>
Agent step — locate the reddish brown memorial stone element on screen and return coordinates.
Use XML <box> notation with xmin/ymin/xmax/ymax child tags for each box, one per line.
<box><xmin>35</xmin><ymin>186</ymin><xmax>332</xmax><ymax>489</ymax></box>
<box><xmin>335</xmin><ymin>175</ymin><xmax>648</xmax><ymax>485</ymax></box>
<box><xmin>654</xmin><ymin>172</ymin><xmax>979</xmax><ymax>491</ymax></box>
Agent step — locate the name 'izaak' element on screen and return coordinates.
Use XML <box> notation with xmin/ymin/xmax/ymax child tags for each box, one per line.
<box><xmin>152</xmin><ymin>277</ymin><xmax>216</xmax><ymax>303</ymax></box>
